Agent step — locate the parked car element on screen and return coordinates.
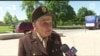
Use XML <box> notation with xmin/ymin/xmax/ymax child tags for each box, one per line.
<box><xmin>15</xmin><ymin>22</ymin><xmax>33</xmax><ymax>34</ymax></box>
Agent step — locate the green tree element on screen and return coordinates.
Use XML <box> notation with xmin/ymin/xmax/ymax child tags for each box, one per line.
<box><xmin>87</xmin><ymin>10</ymin><xmax>95</xmax><ymax>15</ymax></box>
<box><xmin>4</xmin><ymin>11</ymin><xmax>13</xmax><ymax>25</ymax></box>
<box><xmin>61</xmin><ymin>5</ymin><xmax>76</xmax><ymax>25</ymax></box>
<box><xmin>21</xmin><ymin>1</ymin><xmax>40</xmax><ymax>22</ymax></box>
<box><xmin>21</xmin><ymin>1</ymin><xmax>76</xmax><ymax>27</ymax></box>
<box><xmin>0</xmin><ymin>21</ymin><xmax>5</xmax><ymax>26</ymax></box>
<box><xmin>44</xmin><ymin>1</ymin><xmax>75</xmax><ymax>27</ymax></box>
<box><xmin>76</xmin><ymin>7</ymin><xmax>95</xmax><ymax>24</ymax></box>
<box><xmin>12</xmin><ymin>15</ymin><xmax>19</xmax><ymax>25</ymax></box>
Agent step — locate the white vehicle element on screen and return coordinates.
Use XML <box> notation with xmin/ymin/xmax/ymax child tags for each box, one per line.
<box><xmin>85</xmin><ymin>15</ymin><xmax>100</xmax><ymax>29</ymax></box>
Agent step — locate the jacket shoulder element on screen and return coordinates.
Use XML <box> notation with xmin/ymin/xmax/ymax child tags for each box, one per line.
<box><xmin>19</xmin><ymin>33</ymin><xmax>32</xmax><ymax>42</ymax></box>
<box><xmin>51</xmin><ymin>31</ymin><xmax>60</xmax><ymax>38</ymax></box>
<box><xmin>50</xmin><ymin>31</ymin><xmax>61</xmax><ymax>42</ymax></box>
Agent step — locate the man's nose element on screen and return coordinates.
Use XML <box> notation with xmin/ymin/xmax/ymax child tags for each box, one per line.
<box><xmin>47</xmin><ymin>24</ymin><xmax>52</xmax><ymax>28</ymax></box>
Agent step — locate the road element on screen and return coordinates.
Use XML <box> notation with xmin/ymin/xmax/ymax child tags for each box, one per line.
<box><xmin>0</xmin><ymin>29</ymin><xmax>100</xmax><ymax>56</ymax></box>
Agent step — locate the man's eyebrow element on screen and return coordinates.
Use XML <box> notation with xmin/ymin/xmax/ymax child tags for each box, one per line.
<box><xmin>40</xmin><ymin>19</ymin><xmax>47</xmax><ymax>22</ymax></box>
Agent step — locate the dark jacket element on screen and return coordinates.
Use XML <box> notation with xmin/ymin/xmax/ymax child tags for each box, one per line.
<box><xmin>18</xmin><ymin>31</ymin><xmax>63</xmax><ymax>56</ymax></box>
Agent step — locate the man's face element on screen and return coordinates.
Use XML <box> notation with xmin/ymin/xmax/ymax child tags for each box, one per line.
<box><xmin>34</xmin><ymin>15</ymin><xmax>53</xmax><ymax>38</ymax></box>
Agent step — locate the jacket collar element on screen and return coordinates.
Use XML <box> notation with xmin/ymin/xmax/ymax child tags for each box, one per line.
<box><xmin>30</xmin><ymin>31</ymin><xmax>48</xmax><ymax>55</ymax></box>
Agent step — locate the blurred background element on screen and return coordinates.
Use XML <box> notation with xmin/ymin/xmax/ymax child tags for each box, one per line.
<box><xmin>0</xmin><ymin>1</ymin><xmax>99</xmax><ymax>33</ymax></box>
<box><xmin>0</xmin><ymin>1</ymin><xmax>100</xmax><ymax>56</ymax></box>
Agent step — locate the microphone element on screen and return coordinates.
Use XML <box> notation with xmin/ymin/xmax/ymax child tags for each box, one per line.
<box><xmin>60</xmin><ymin>44</ymin><xmax>77</xmax><ymax>56</ymax></box>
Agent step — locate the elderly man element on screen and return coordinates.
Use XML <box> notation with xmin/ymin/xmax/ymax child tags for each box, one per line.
<box><xmin>18</xmin><ymin>6</ymin><xmax>63</xmax><ymax>56</ymax></box>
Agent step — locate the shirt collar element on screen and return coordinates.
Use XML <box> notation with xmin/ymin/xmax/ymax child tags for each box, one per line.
<box><xmin>36</xmin><ymin>32</ymin><xmax>43</xmax><ymax>42</ymax></box>
<box><xmin>36</xmin><ymin>32</ymin><xmax>48</xmax><ymax>42</ymax></box>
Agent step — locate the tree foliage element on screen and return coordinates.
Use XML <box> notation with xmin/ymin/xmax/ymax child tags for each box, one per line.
<box><xmin>21</xmin><ymin>1</ymin><xmax>76</xmax><ymax>26</ymax></box>
<box><xmin>12</xmin><ymin>15</ymin><xmax>19</xmax><ymax>24</ymax></box>
<box><xmin>4</xmin><ymin>11</ymin><xmax>13</xmax><ymax>25</ymax></box>
<box><xmin>21</xmin><ymin>1</ymin><xmax>97</xmax><ymax>26</ymax></box>
<box><xmin>21</xmin><ymin>1</ymin><xmax>40</xmax><ymax>22</ymax></box>
<box><xmin>44</xmin><ymin>1</ymin><xmax>76</xmax><ymax>26</ymax></box>
<box><xmin>4</xmin><ymin>11</ymin><xmax>19</xmax><ymax>25</ymax></box>
<box><xmin>87</xmin><ymin>10</ymin><xmax>95</xmax><ymax>15</ymax></box>
<box><xmin>0</xmin><ymin>21</ymin><xmax>5</xmax><ymax>26</ymax></box>
<box><xmin>76</xmin><ymin>7</ymin><xmax>96</xmax><ymax>24</ymax></box>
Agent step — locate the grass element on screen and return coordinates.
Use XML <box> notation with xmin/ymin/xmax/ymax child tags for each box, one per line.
<box><xmin>0</xmin><ymin>26</ymin><xmax>13</xmax><ymax>33</ymax></box>
<box><xmin>56</xmin><ymin>25</ymin><xmax>85</xmax><ymax>29</ymax></box>
<box><xmin>0</xmin><ymin>25</ymin><xmax>85</xmax><ymax>33</ymax></box>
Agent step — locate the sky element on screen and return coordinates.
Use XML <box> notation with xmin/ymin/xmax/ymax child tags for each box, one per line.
<box><xmin>0</xmin><ymin>1</ymin><xmax>100</xmax><ymax>22</ymax></box>
<box><xmin>0</xmin><ymin>1</ymin><xmax>26</xmax><ymax>22</ymax></box>
<box><xmin>69</xmin><ymin>1</ymin><xmax>100</xmax><ymax>14</ymax></box>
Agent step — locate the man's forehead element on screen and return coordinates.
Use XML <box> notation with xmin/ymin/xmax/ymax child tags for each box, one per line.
<box><xmin>38</xmin><ymin>16</ymin><xmax>52</xmax><ymax>22</ymax></box>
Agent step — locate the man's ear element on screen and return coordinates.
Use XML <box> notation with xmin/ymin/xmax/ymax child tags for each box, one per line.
<box><xmin>32</xmin><ymin>22</ymin><xmax>36</xmax><ymax>31</ymax></box>
<box><xmin>32</xmin><ymin>22</ymin><xmax>37</xmax><ymax>28</ymax></box>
